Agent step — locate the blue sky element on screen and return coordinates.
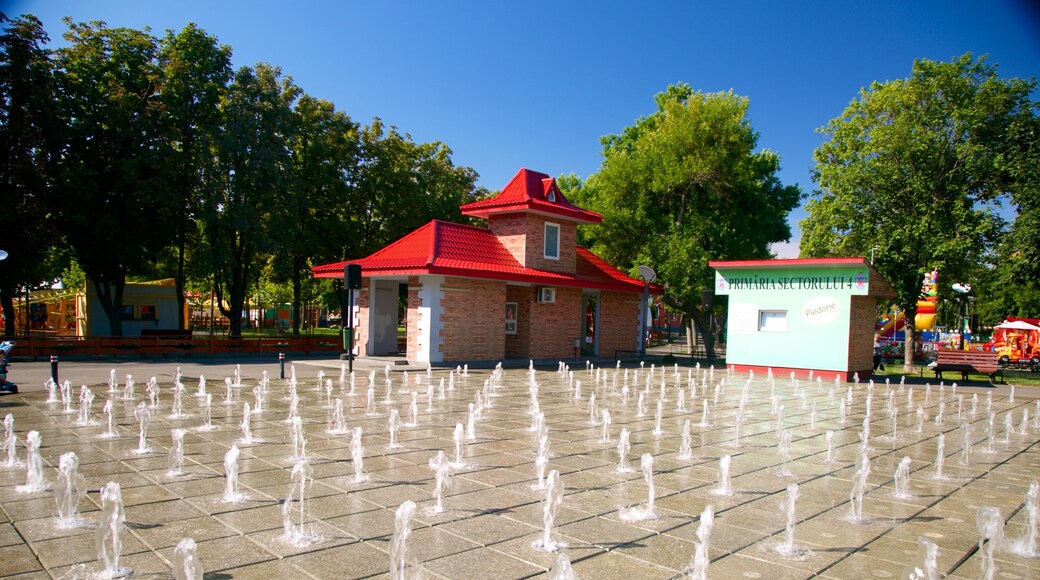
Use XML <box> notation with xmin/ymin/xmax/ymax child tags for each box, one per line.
<box><xmin>8</xmin><ymin>1</ymin><xmax>1040</xmax><ymax>257</ymax></box>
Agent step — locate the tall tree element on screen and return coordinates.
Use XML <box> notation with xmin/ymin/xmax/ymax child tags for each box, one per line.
<box><xmin>353</xmin><ymin>119</ymin><xmax>479</xmax><ymax>256</ymax></box>
<box><xmin>272</xmin><ymin>94</ymin><xmax>358</xmax><ymax>336</ymax></box>
<box><xmin>572</xmin><ymin>84</ymin><xmax>800</xmax><ymax>358</ymax></box>
<box><xmin>199</xmin><ymin>63</ymin><xmax>298</xmax><ymax>337</ymax></box>
<box><xmin>53</xmin><ymin>19</ymin><xmax>177</xmax><ymax>336</ymax></box>
<box><xmin>157</xmin><ymin>23</ymin><xmax>232</xmax><ymax>330</ymax></box>
<box><xmin>801</xmin><ymin>54</ymin><xmax>1037</xmax><ymax>369</ymax></box>
<box><xmin>0</xmin><ymin>14</ymin><xmax>61</xmax><ymax>337</ymax></box>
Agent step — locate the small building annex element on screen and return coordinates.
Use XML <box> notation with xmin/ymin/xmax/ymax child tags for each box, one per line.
<box><xmin>312</xmin><ymin>168</ymin><xmax>661</xmax><ymax>364</ymax></box>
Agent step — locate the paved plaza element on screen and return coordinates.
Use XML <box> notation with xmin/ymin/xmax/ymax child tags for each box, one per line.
<box><xmin>1</xmin><ymin>358</ymin><xmax>1039</xmax><ymax>578</ymax></box>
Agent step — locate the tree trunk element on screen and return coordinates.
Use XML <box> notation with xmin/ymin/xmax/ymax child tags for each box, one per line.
<box><xmin>175</xmin><ymin>225</ymin><xmax>187</xmax><ymax>330</ymax></box>
<box><xmin>93</xmin><ymin>279</ymin><xmax>126</xmax><ymax>337</ymax></box>
<box><xmin>903</xmin><ymin>316</ymin><xmax>917</xmax><ymax>373</ymax></box>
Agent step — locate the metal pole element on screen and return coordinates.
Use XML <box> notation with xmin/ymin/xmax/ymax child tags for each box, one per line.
<box><xmin>347</xmin><ymin>286</ymin><xmax>354</xmax><ymax>375</ymax></box>
<box><xmin>278</xmin><ymin>352</ymin><xmax>285</xmax><ymax>379</ymax></box>
<box><xmin>50</xmin><ymin>354</ymin><xmax>58</xmax><ymax>384</ymax></box>
<box><xmin>960</xmin><ymin>298</ymin><xmax>967</xmax><ymax>351</ymax></box>
<box><xmin>641</xmin><ymin>281</ymin><xmax>648</xmax><ymax>359</ymax></box>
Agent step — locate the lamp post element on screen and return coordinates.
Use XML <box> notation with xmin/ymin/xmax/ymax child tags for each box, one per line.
<box><xmin>952</xmin><ymin>283</ymin><xmax>971</xmax><ymax>351</ymax></box>
<box><xmin>637</xmin><ymin>265</ymin><xmax>656</xmax><ymax>359</ymax></box>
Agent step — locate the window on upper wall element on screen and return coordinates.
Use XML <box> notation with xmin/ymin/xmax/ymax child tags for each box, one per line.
<box><xmin>544</xmin><ymin>222</ymin><xmax>560</xmax><ymax>260</ymax></box>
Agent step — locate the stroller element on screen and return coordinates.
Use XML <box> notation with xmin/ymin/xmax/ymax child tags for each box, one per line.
<box><xmin>0</xmin><ymin>341</ymin><xmax>16</xmax><ymax>394</ymax></box>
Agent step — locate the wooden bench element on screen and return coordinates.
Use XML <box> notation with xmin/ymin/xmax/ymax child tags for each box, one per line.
<box><xmin>932</xmin><ymin>350</ymin><xmax>1001</xmax><ymax>382</ymax></box>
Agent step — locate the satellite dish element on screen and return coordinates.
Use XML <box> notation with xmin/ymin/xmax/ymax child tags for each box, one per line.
<box><xmin>637</xmin><ymin>265</ymin><xmax>656</xmax><ymax>282</ymax></box>
<box><xmin>0</xmin><ymin>250</ymin><xmax>7</xmax><ymax>261</ymax></box>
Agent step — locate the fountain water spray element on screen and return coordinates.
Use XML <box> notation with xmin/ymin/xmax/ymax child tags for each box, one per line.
<box><xmin>533</xmin><ymin>469</ymin><xmax>564</xmax><ymax>552</ymax></box>
<box><xmin>77</xmin><ymin>386</ymin><xmax>95</xmax><ymax>426</ymax></box>
<box><xmin>653</xmin><ymin>400</ymin><xmax>664</xmax><ymax>435</ymax></box>
<box><xmin>678</xmin><ymin>419</ymin><xmax>693</xmax><ymax>460</ymax></box>
<box><xmin>134</xmin><ymin>402</ymin><xmax>152</xmax><ymax>454</ymax></box>
<box><xmin>776</xmin><ymin>483</ymin><xmax>807</xmax><ymax>557</ymax></box>
<box><xmin>533</xmin><ymin>429</ymin><xmax>549</xmax><ymax>490</ymax></box>
<box><xmin>452</xmin><ymin>423</ymin><xmax>466</xmax><ymax>468</ymax></box>
<box><xmin>426</xmin><ymin>450</ymin><xmax>452</xmax><ymax>514</ymax></box>
<box><xmin>688</xmin><ymin>505</ymin><xmax>714</xmax><ymax>580</ymax></box>
<box><xmin>100</xmin><ymin>399</ymin><xmax>116</xmax><ymax>438</ymax></box>
<box><xmin>170</xmin><ymin>382</ymin><xmax>186</xmax><ymax>418</ymax></box>
<box><xmin>240</xmin><ymin>403</ymin><xmax>254</xmax><ymax>444</ymax></box>
<box><xmin>600</xmin><ymin>409</ymin><xmax>611</xmax><ymax>442</ymax></box>
<box><xmin>54</xmin><ymin>452</ymin><xmax>86</xmax><ymax>528</ymax></box>
<box><xmin>168</xmin><ymin>428</ymin><xmax>187</xmax><ymax>476</ymax></box>
<box><xmin>390</xmin><ymin>500</ymin><xmax>419</xmax><ymax>578</ymax></box>
<box><xmin>620</xmin><ymin>453</ymin><xmax>658</xmax><ymax>521</ymax></box>
<box><xmin>699</xmin><ymin>399</ymin><xmax>710</xmax><ymax>427</ymax></box>
<box><xmin>617</xmin><ymin>428</ymin><xmax>631</xmax><ymax>472</ymax></box>
<box><xmin>282</xmin><ymin>460</ymin><xmax>319</xmax><ymax>546</ymax></box>
<box><xmin>290</xmin><ymin>416</ymin><xmax>306</xmax><ymax>461</ymax></box>
<box><xmin>388</xmin><ymin>409</ymin><xmax>401</xmax><ymax>449</ymax></box>
<box><xmin>902</xmin><ymin>537</ymin><xmax>939</xmax><ymax>580</ymax></box>
<box><xmin>976</xmin><ymin>506</ymin><xmax>1004</xmax><ymax>580</ymax></box>
<box><xmin>893</xmin><ymin>456</ymin><xmax>912</xmax><ymax>498</ymax></box>
<box><xmin>960</xmin><ymin>423</ymin><xmax>972</xmax><ymax>465</ymax></box>
<box><xmin>548</xmin><ymin>552</ymin><xmax>576</xmax><ymax>580</ymax></box>
<box><xmin>350</xmin><ymin>427</ymin><xmax>367</xmax><ymax>483</ymax></box>
<box><xmin>172</xmin><ymin>537</ymin><xmax>202</xmax><ymax>580</ymax></box>
<box><xmin>713</xmin><ymin>454</ymin><xmax>732</xmax><ymax>496</ymax></box>
<box><xmin>97</xmin><ymin>482</ymin><xmax>130</xmax><ymax>577</ymax></box>
<box><xmin>847</xmin><ymin>448</ymin><xmax>871</xmax><ymax>524</ymax></box>
<box><xmin>777</xmin><ymin>429</ymin><xmax>793</xmax><ymax>477</ymax></box>
<box><xmin>1006</xmin><ymin>481</ymin><xmax>1039</xmax><ymax>557</ymax></box>
<box><xmin>17</xmin><ymin>431</ymin><xmax>46</xmax><ymax>493</ymax></box>
<box><xmin>466</xmin><ymin>403</ymin><xmax>476</xmax><ymax>441</ymax></box>
<box><xmin>223</xmin><ymin>445</ymin><xmax>242</xmax><ymax>502</ymax></box>
<box><xmin>825</xmin><ymin>430</ymin><xmax>835</xmax><ymax>463</ymax></box>
<box><xmin>200</xmin><ymin>393</ymin><xmax>214</xmax><ymax>431</ymax></box>
<box><xmin>2</xmin><ymin>414</ymin><xmax>17</xmax><ymax>467</ymax></box>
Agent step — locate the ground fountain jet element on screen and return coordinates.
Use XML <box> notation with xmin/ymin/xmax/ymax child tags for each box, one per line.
<box><xmin>533</xmin><ymin>469</ymin><xmax>564</xmax><ymax>552</ymax></box>
<box><xmin>976</xmin><ymin>506</ymin><xmax>1004</xmax><ymax>580</ymax></box>
<box><xmin>893</xmin><ymin>456</ymin><xmax>912</xmax><ymax>498</ymax></box>
<box><xmin>350</xmin><ymin>427</ymin><xmax>367</xmax><ymax>483</ymax></box>
<box><xmin>620</xmin><ymin>453</ymin><xmax>658</xmax><ymax>521</ymax></box>
<box><xmin>54</xmin><ymin>452</ymin><xmax>86</xmax><ymax>528</ymax></box>
<box><xmin>1007</xmin><ymin>481</ymin><xmax>1039</xmax><ymax>557</ymax></box>
<box><xmin>168</xmin><ymin>429</ymin><xmax>187</xmax><ymax>476</ymax></box>
<box><xmin>426</xmin><ymin>451</ymin><xmax>452</xmax><ymax>515</ymax></box>
<box><xmin>775</xmin><ymin>483</ymin><xmax>808</xmax><ymax>558</ymax></box>
<box><xmin>616</xmin><ymin>428</ymin><xmax>631</xmax><ymax>472</ymax></box>
<box><xmin>97</xmin><ymin>481</ymin><xmax>130</xmax><ymax>578</ymax></box>
<box><xmin>677</xmin><ymin>419</ymin><xmax>693</xmax><ymax>460</ymax></box>
<box><xmin>134</xmin><ymin>403</ymin><xmax>152</xmax><ymax>454</ymax></box>
<box><xmin>712</xmin><ymin>455</ymin><xmax>733</xmax><ymax>496</ymax></box>
<box><xmin>390</xmin><ymin>500</ymin><xmax>419</xmax><ymax>579</ymax></box>
<box><xmin>223</xmin><ymin>445</ymin><xmax>243</xmax><ymax>502</ymax></box>
<box><xmin>172</xmin><ymin>537</ymin><xmax>202</xmax><ymax>580</ymax></box>
<box><xmin>688</xmin><ymin>505</ymin><xmax>714</xmax><ymax>580</ymax></box>
<box><xmin>17</xmin><ymin>431</ymin><xmax>46</xmax><ymax>493</ymax></box>
<box><xmin>282</xmin><ymin>460</ymin><xmax>319</xmax><ymax>546</ymax></box>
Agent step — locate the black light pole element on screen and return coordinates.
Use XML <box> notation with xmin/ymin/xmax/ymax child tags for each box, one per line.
<box><xmin>343</xmin><ymin>264</ymin><xmax>362</xmax><ymax>375</ymax></box>
<box><xmin>701</xmin><ymin>289</ymin><xmax>715</xmax><ymax>364</ymax></box>
<box><xmin>637</xmin><ymin>265</ymin><xmax>656</xmax><ymax>359</ymax></box>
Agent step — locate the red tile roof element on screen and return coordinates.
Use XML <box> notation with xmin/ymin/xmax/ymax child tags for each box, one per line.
<box><xmin>312</xmin><ymin>220</ymin><xmax>658</xmax><ymax>294</ymax></box>
<box><xmin>459</xmin><ymin>168</ymin><xmax>602</xmax><ymax>224</ymax></box>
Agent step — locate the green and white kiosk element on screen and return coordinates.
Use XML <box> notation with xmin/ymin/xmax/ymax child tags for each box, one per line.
<box><xmin>711</xmin><ymin>258</ymin><xmax>896</xmax><ymax>381</ymax></box>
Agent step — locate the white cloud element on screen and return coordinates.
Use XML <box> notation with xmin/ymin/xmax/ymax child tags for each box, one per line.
<box><xmin>770</xmin><ymin>239</ymin><xmax>801</xmax><ymax>259</ymax></box>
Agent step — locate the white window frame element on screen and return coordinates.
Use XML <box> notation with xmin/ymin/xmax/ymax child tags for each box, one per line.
<box><xmin>758</xmin><ymin>310</ymin><xmax>788</xmax><ymax>333</ymax></box>
<box><xmin>544</xmin><ymin>222</ymin><xmax>560</xmax><ymax>260</ymax></box>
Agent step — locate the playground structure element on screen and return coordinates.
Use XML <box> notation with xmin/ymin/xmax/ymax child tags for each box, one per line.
<box><xmin>876</xmin><ymin>267</ymin><xmax>939</xmax><ymax>341</ymax></box>
<box><xmin>985</xmin><ymin>318</ymin><xmax>1040</xmax><ymax>366</ymax></box>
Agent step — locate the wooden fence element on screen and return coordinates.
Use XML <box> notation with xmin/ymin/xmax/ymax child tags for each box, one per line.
<box><xmin>16</xmin><ymin>335</ymin><xmax>344</xmax><ymax>360</ymax></box>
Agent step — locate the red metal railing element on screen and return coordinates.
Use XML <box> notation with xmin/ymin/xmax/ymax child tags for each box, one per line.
<box><xmin>17</xmin><ymin>335</ymin><xmax>343</xmax><ymax>360</ymax></box>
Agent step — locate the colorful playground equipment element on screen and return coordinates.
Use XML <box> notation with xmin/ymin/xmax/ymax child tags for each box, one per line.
<box><xmin>877</xmin><ymin>267</ymin><xmax>939</xmax><ymax>338</ymax></box>
<box><xmin>985</xmin><ymin>318</ymin><xmax>1040</xmax><ymax>366</ymax></box>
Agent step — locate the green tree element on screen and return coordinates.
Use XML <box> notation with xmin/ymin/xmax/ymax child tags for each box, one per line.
<box><xmin>572</xmin><ymin>84</ymin><xmax>800</xmax><ymax>358</ymax></box>
<box><xmin>53</xmin><ymin>19</ymin><xmax>178</xmax><ymax>336</ymax></box>
<box><xmin>199</xmin><ymin>63</ymin><xmax>299</xmax><ymax>337</ymax></box>
<box><xmin>0</xmin><ymin>14</ymin><xmax>62</xmax><ymax>337</ymax></box>
<box><xmin>272</xmin><ymin>94</ymin><xmax>358</xmax><ymax>336</ymax></box>
<box><xmin>801</xmin><ymin>54</ymin><xmax>1037</xmax><ymax>368</ymax></box>
<box><xmin>353</xmin><ymin>119</ymin><xmax>479</xmax><ymax>256</ymax></box>
<box><xmin>157</xmin><ymin>23</ymin><xmax>232</xmax><ymax>330</ymax></box>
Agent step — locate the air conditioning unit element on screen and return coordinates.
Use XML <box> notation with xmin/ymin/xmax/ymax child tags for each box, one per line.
<box><xmin>536</xmin><ymin>287</ymin><xmax>556</xmax><ymax>304</ymax></box>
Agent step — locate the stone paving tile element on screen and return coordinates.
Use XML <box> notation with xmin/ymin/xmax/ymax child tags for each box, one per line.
<box><xmin>0</xmin><ymin>364</ymin><xmax>1039</xmax><ymax>579</ymax></box>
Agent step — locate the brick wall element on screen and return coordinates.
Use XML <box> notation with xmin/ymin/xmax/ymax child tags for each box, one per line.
<box><xmin>598</xmin><ymin>291</ymin><xmax>640</xmax><ymax>356</ymax></box>
<box><xmin>505</xmin><ymin>285</ymin><xmax>529</xmax><ymax>358</ymax></box>
<box><xmin>849</xmin><ymin>296</ymin><xmax>878</xmax><ymax>373</ymax></box>
<box><xmin>487</xmin><ymin>214</ymin><xmax>576</xmax><ymax>274</ymax></box>
<box><xmin>527</xmin><ymin>286</ymin><xmax>582</xmax><ymax>359</ymax></box>
<box><xmin>439</xmin><ymin>278</ymin><xmax>507</xmax><ymax>361</ymax></box>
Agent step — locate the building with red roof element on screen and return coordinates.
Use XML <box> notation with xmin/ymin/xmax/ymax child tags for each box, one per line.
<box><xmin>313</xmin><ymin>168</ymin><xmax>661</xmax><ymax>363</ymax></box>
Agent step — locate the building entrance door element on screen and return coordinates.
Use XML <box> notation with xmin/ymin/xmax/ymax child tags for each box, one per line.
<box><xmin>582</xmin><ymin>292</ymin><xmax>599</xmax><ymax>356</ymax></box>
